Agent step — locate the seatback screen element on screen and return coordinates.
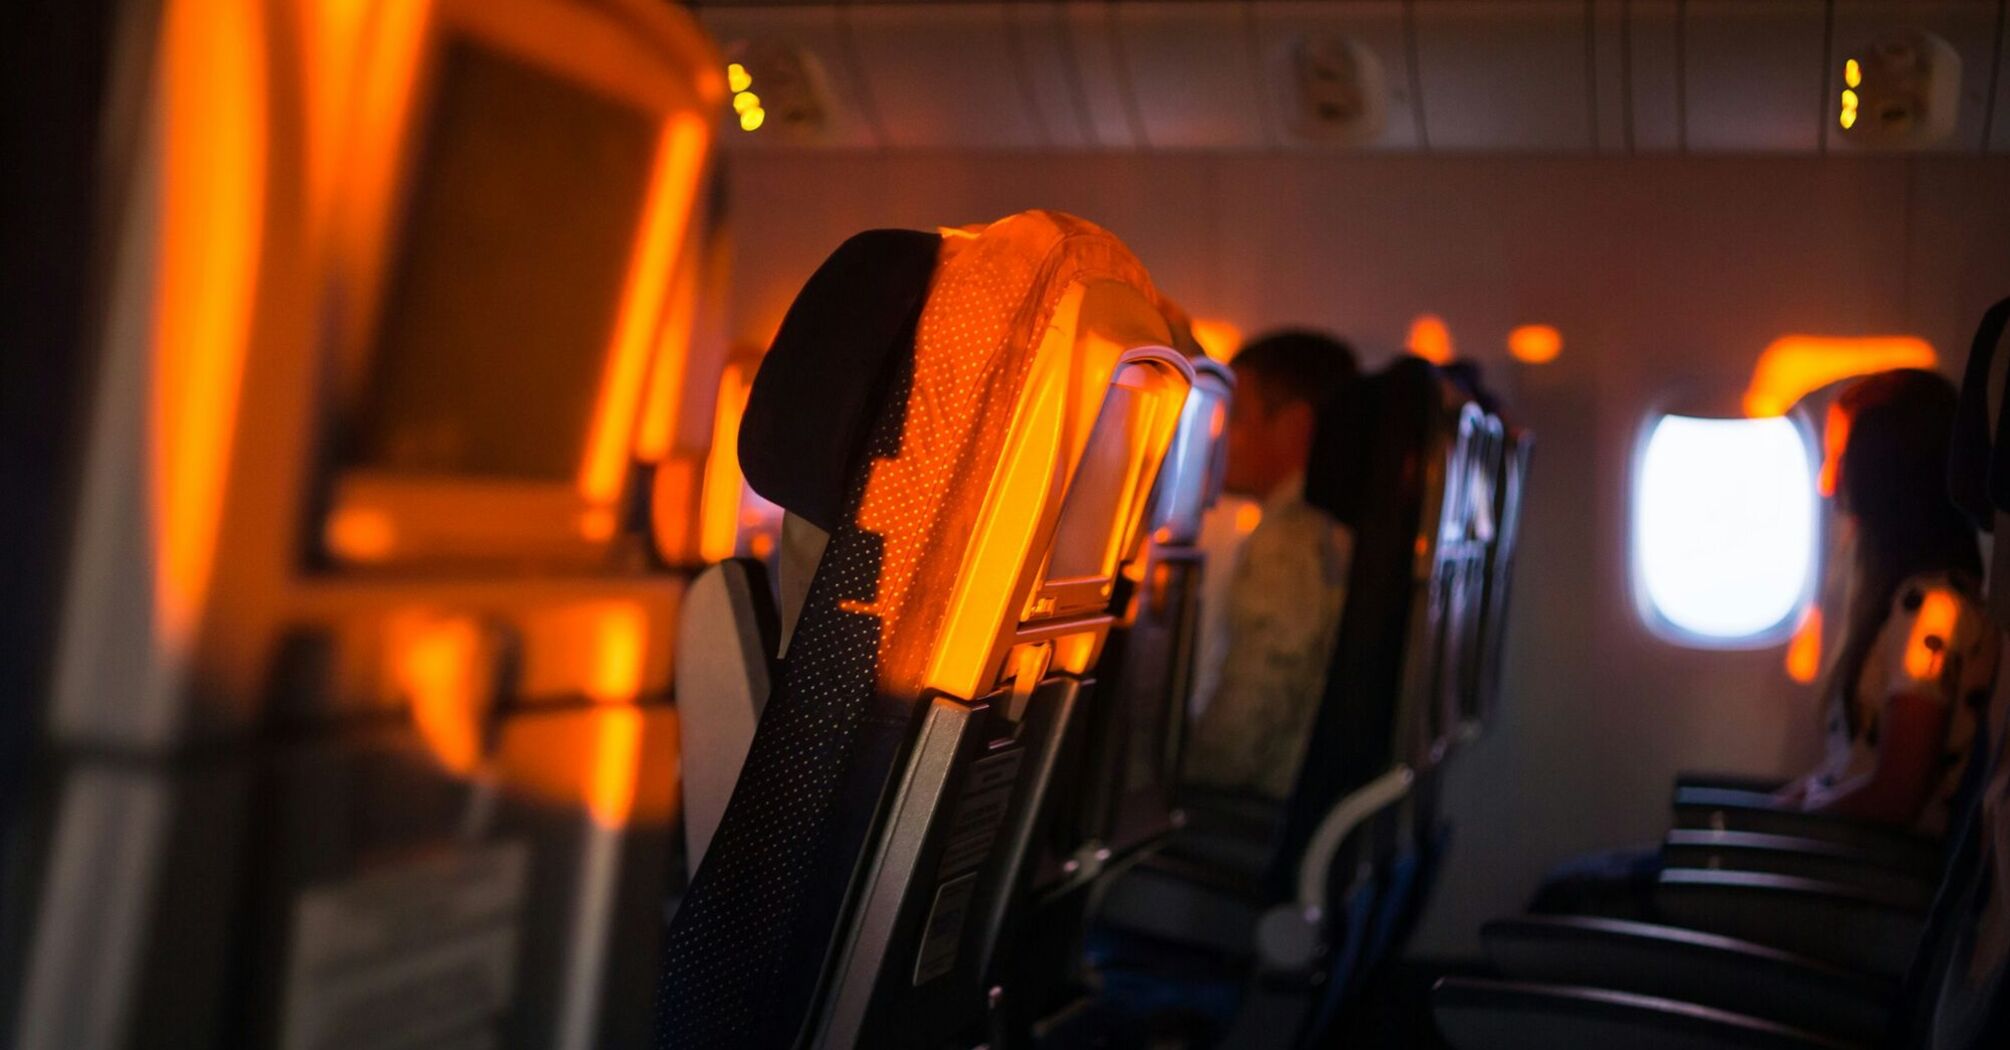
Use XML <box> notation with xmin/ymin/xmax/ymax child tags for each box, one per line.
<box><xmin>341</xmin><ymin>42</ymin><xmax>658</xmax><ymax>481</ymax></box>
<box><xmin>1047</xmin><ymin>383</ymin><xmax>1147</xmax><ymax>583</ymax></box>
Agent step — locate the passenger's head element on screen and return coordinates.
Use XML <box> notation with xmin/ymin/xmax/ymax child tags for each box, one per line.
<box><xmin>1827</xmin><ymin>368</ymin><xmax>1979</xmax><ymax>585</ymax></box>
<box><xmin>1223</xmin><ymin>329</ymin><xmax>1359</xmax><ymax>499</ymax></box>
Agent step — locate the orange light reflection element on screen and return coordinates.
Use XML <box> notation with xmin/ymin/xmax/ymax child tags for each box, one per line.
<box><xmin>586</xmin><ymin>708</ymin><xmax>644</xmax><ymax>828</ymax></box>
<box><xmin>1785</xmin><ymin>606</ymin><xmax>1822</xmax><ymax>684</ymax></box>
<box><xmin>1743</xmin><ymin>336</ymin><xmax>1936</xmax><ymax>418</ymax></box>
<box><xmin>1819</xmin><ymin>401</ymin><xmax>1852</xmax><ymax>499</ymax></box>
<box><xmin>580</xmin><ymin>115</ymin><xmax>709</xmax><ymax>507</ymax></box>
<box><xmin>587</xmin><ymin>603</ymin><xmax>646</xmax><ymax>703</ymax></box>
<box><xmin>396</xmin><ymin>617</ymin><xmax>486</xmax><ymax>777</ymax></box>
<box><xmin>1190</xmin><ymin>318</ymin><xmax>1244</xmax><ymax>362</ymax></box>
<box><xmin>325</xmin><ymin>505</ymin><xmax>397</xmax><ymax>561</ymax></box>
<box><xmin>1905</xmin><ymin>590</ymin><xmax>1960</xmax><ymax>681</ymax></box>
<box><xmin>155</xmin><ymin>0</ymin><xmax>267</xmax><ymax>647</ymax></box>
<box><xmin>697</xmin><ymin>360</ymin><xmax>753</xmax><ymax>563</ymax></box>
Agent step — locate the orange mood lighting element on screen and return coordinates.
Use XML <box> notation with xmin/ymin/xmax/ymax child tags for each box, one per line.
<box><xmin>1190</xmin><ymin>318</ymin><xmax>1244</xmax><ymax>362</ymax></box>
<box><xmin>586</xmin><ymin>707</ymin><xmax>645</xmax><ymax>828</ymax></box>
<box><xmin>697</xmin><ymin>360</ymin><xmax>754</xmax><ymax>564</ymax></box>
<box><xmin>587</xmin><ymin>603</ymin><xmax>647</xmax><ymax>704</ymax></box>
<box><xmin>580</xmin><ymin>115</ymin><xmax>709</xmax><ymax>508</ymax></box>
<box><xmin>1818</xmin><ymin>401</ymin><xmax>1852</xmax><ymax>499</ymax></box>
<box><xmin>155</xmin><ymin>0</ymin><xmax>267</xmax><ymax>647</ymax></box>
<box><xmin>325</xmin><ymin>504</ymin><xmax>398</xmax><ymax>561</ymax></box>
<box><xmin>634</xmin><ymin>220</ymin><xmax>708</xmax><ymax>462</ymax></box>
<box><xmin>1508</xmin><ymin>325</ymin><xmax>1562</xmax><ymax>365</ymax></box>
<box><xmin>1742</xmin><ymin>336</ymin><xmax>1937</xmax><ymax>418</ymax></box>
<box><xmin>395</xmin><ymin>616</ymin><xmax>489</xmax><ymax>776</ymax></box>
<box><xmin>1905</xmin><ymin>590</ymin><xmax>1961</xmax><ymax>681</ymax></box>
<box><xmin>1785</xmin><ymin>606</ymin><xmax>1823</xmax><ymax>684</ymax></box>
<box><xmin>1407</xmin><ymin>314</ymin><xmax>1454</xmax><ymax>365</ymax></box>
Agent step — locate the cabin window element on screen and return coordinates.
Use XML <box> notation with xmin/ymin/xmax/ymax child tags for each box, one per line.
<box><xmin>1633</xmin><ymin>414</ymin><xmax>1816</xmax><ymax>645</ymax></box>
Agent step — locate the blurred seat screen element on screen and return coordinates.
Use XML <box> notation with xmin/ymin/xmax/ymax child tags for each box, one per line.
<box><xmin>342</xmin><ymin>42</ymin><xmax>657</xmax><ymax>481</ymax></box>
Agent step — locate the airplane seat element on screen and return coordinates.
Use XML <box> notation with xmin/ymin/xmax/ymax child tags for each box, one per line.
<box><xmin>993</xmin><ymin>352</ymin><xmax>1237</xmax><ymax>1035</ymax></box>
<box><xmin>653</xmin><ymin>212</ymin><xmax>1198</xmax><ymax>1049</ymax></box>
<box><xmin>1080</xmin><ymin>357</ymin><xmax>1504</xmax><ymax>1048</ymax></box>
<box><xmin>1431</xmin><ymin>295</ymin><xmax>2010</xmax><ymax>1050</ymax></box>
<box><xmin>7</xmin><ymin>3</ymin><xmax>728</xmax><ymax>1048</ymax></box>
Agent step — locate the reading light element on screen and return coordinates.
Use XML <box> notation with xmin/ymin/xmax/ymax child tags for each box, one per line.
<box><xmin>726</xmin><ymin>62</ymin><xmax>752</xmax><ymax>94</ymax></box>
<box><xmin>739</xmin><ymin>105</ymin><xmax>765</xmax><ymax>132</ymax></box>
<box><xmin>733</xmin><ymin>91</ymin><xmax>760</xmax><ymax>114</ymax></box>
<box><xmin>1845</xmin><ymin>58</ymin><xmax>1862</xmax><ymax>88</ymax></box>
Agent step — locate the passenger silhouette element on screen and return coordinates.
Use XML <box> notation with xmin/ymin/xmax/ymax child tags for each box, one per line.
<box><xmin>1184</xmin><ymin>330</ymin><xmax>1359</xmax><ymax>800</ymax></box>
<box><xmin>1777</xmin><ymin>369</ymin><xmax>1996</xmax><ymax>834</ymax></box>
<box><xmin>1535</xmin><ymin>368</ymin><xmax>1995</xmax><ymax>917</ymax></box>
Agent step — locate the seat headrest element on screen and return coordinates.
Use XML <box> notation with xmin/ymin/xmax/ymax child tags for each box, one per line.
<box><xmin>738</xmin><ymin>228</ymin><xmax>943</xmax><ymax>533</ymax></box>
<box><xmin>1306</xmin><ymin>356</ymin><xmax>1443</xmax><ymax>527</ymax></box>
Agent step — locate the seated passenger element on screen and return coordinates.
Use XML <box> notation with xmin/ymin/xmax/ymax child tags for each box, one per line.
<box><xmin>1774</xmin><ymin>369</ymin><xmax>1995</xmax><ymax>836</ymax></box>
<box><xmin>1533</xmin><ymin>369</ymin><xmax>1993</xmax><ymax>917</ymax></box>
<box><xmin>1184</xmin><ymin>330</ymin><xmax>1359</xmax><ymax>800</ymax></box>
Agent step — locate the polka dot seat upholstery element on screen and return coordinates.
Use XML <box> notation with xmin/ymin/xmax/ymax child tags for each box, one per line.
<box><xmin>655</xmin><ymin>212</ymin><xmax>1169</xmax><ymax>1049</ymax></box>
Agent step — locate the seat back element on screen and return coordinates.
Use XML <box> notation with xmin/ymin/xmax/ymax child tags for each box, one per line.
<box><xmin>1278</xmin><ymin>357</ymin><xmax>1476</xmax><ymax>878</ymax></box>
<box><xmin>655</xmin><ymin>212</ymin><xmax>1197</xmax><ymax>1049</ymax></box>
<box><xmin>1054</xmin><ymin>355</ymin><xmax>1236</xmax><ymax>867</ymax></box>
<box><xmin>1896</xmin><ymin>296</ymin><xmax>2010</xmax><ymax>1048</ymax></box>
<box><xmin>6</xmin><ymin>4</ymin><xmax>725</xmax><ymax>1048</ymax></box>
<box><xmin>1471</xmin><ymin>423</ymin><xmax>1534</xmax><ymax>733</ymax></box>
<box><xmin>1270</xmin><ymin>357</ymin><xmax>1518</xmax><ymax>1044</ymax></box>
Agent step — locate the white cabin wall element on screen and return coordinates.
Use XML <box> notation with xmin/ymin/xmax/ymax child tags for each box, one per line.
<box><xmin>719</xmin><ymin>153</ymin><xmax>2010</xmax><ymax>955</ymax></box>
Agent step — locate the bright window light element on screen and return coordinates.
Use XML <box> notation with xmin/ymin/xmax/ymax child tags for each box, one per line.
<box><xmin>1634</xmin><ymin>414</ymin><xmax>1816</xmax><ymax>644</ymax></box>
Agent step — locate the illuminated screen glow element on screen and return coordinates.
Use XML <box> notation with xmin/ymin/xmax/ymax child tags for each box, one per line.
<box><xmin>1634</xmin><ymin>414</ymin><xmax>1816</xmax><ymax>643</ymax></box>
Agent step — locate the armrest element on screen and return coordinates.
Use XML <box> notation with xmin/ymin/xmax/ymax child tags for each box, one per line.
<box><xmin>1670</xmin><ymin>788</ymin><xmax>1941</xmax><ymax>866</ymax></box>
<box><xmin>1481</xmin><ymin>916</ymin><xmax>1894</xmax><ymax>1041</ymax></box>
<box><xmin>1675</xmin><ymin>773</ymin><xmax>1793</xmax><ymax>795</ymax></box>
<box><xmin>1662</xmin><ymin>830</ymin><xmax>1940</xmax><ymax>899</ymax></box>
<box><xmin>1247</xmin><ymin>765</ymin><xmax>1412</xmax><ymax>974</ymax></box>
<box><xmin>1432</xmin><ymin>978</ymin><xmax>1859</xmax><ymax>1050</ymax></box>
<box><xmin>1653</xmin><ymin>869</ymin><xmax>1927</xmax><ymax>978</ymax></box>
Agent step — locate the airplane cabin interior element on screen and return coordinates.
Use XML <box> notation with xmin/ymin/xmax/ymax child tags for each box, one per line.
<box><xmin>9</xmin><ymin>0</ymin><xmax>2010</xmax><ymax>1047</ymax></box>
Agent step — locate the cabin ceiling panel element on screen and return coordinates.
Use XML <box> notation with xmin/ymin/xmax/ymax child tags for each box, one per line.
<box><xmin>1626</xmin><ymin>0</ymin><xmax>1684</xmax><ymax>151</ymax></box>
<box><xmin>695</xmin><ymin>0</ymin><xmax>2007</xmax><ymax>155</ymax></box>
<box><xmin>1682</xmin><ymin>0</ymin><xmax>1828</xmax><ymax>152</ymax></box>
<box><xmin>847</xmin><ymin>4</ymin><xmax>1044</xmax><ymax>148</ymax></box>
<box><xmin>1114</xmin><ymin>4</ymin><xmax>1270</xmax><ymax>148</ymax></box>
<box><xmin>1412</xmin><ymin>0</ymin><xmax>1595</xmax><ymax>151</ymax></box>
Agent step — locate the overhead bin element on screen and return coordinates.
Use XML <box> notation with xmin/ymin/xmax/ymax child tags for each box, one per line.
<box><xmin>846</xmin><ymin>3</ymin><xmax>1045</xmax><ymax>149</ymax></box>
<box><xmin>1116</xmin><ymin>3</ymin><xmax>1271</xmax><ymax>149</ymax></box>
<box><xmin>1683</xmin><ymin>0</ymin><xmax>1829</xmax><ymax>152</ymax></box>
<box><xmin>1411</xmin><ymin>0</ymin><xmax>1593</xmax><ymax>152</ymax></box>
<box><xmin>691</xmin><ymin>0</ymin><xmax>2010</xmax><ymax>155</ymax></box>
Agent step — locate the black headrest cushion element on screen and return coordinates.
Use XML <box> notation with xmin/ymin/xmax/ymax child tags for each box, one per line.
<box><xmin>738</xmin><ymin>228</ymin><xmax>942</xmax><ymax>533</ymax></box>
